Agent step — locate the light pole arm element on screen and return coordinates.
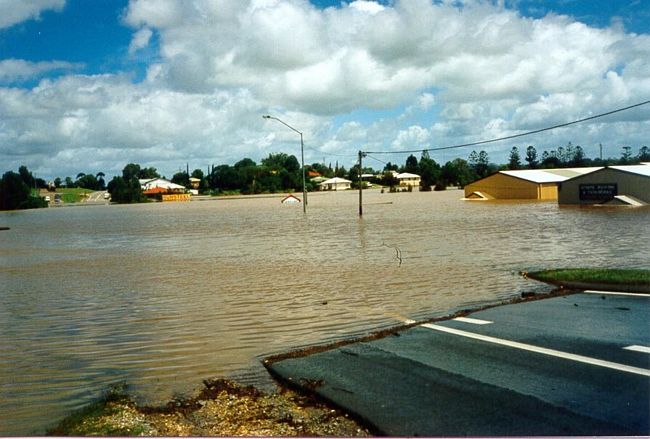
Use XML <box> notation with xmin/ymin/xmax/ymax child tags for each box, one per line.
<box><xmin>262</xmin><ymin>115</ymin><xmax>302</xmax><ymax>136</ymax></box>
<box><xmin>262</xmin><ymin>115</ymin><xmax>308</xmax><ymax>213</ymax></box>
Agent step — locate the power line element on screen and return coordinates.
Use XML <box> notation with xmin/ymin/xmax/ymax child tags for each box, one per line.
<box><xmin>364</xmin><ymin>99</ymin><xmax>650</xmax><ymax>155</ymax></box>
<box><xmin>365</xmin><ymin>153</ymin><xmax>389</xmax><ymax>166</ymax></box>
<box><xmin>303</xmin><ymin>143</ymin><xmax>355</xmax><ymax>158</ymax></box>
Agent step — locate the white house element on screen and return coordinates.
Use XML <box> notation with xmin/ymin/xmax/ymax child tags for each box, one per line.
<box><xmin>396</xmin><ymin>172</ymin><xmax>421</xmax><ymax>187</ymax></box>
<box><xmin>319</xmin><ymin>177</ymin><xmax>352</xmax><ymax>191</ymax></box>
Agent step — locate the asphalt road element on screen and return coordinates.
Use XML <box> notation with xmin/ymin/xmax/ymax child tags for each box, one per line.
<box><xmin>265</xmin><ymin>292</ymin><xmax>650</xmax><ymax>436</ymax></box>
<box><xmin>83</xmin><ymin>190</ymin><xmax>109</xmax><ymax>204</ymax></box>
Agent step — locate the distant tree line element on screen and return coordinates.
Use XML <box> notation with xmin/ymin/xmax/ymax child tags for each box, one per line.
<box><xmin>106</xmin><ymin>153</ymin><xmax>316</xmax><ymax>203</ymax></box>
<box><xmin>506</xmin><ymin>143</ymin><xmax>649</xmax><ymax>171</ymax></box>
<box><xmin>4</xmin><ymin>144</ymin><xmax>649</xmax><ymax>208</ymax></box>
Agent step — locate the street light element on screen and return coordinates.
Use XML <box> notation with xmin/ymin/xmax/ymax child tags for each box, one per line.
<box><xmin>262</xmin><ymin>115</ymin><xmax>308</xmax><ymax>213</ymax></box>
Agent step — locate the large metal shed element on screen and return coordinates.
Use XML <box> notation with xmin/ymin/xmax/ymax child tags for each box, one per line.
<box><xmin>558</xmin><ymin>165</ymin><xmax>650</xmax><ymax>205</ymax></box>
<box><xmin>463</xmin><ymin>168</ymin><xmax>600</xmax><ymax>200</ymax></box>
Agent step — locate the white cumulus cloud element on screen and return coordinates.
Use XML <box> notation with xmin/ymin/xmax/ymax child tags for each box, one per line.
<box><xmin>1</xmin><ymin>0</ymin><xmax>649</xmax><ymax>179</ymax></box>
<box><xmin>0</xmin><ymin>59</ymin><xmax>82</xmax><ymax>83</ymax></box>
<box><xmin>0</xmin><ymin>0</ymin><xmax>65</xmax><ymax>29</ymax></box>
<box><xmin>128</xmin><ymin>27</ymin><xmax>153</xmax><ymax>54</ymax></box>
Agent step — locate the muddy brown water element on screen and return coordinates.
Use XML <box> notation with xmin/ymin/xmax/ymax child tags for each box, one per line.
<box><xmin>1</xmin><ymin>189</ymin><xmax>648</xmax><ymax>435</ymax></box>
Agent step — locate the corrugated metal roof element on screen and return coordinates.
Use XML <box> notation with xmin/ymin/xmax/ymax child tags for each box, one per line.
<box><xmin>396</xmin><ymin>172</ymin><xmax>420</xmax><ymax>179</ymax></box>
<box><xmin>500</xmin><ymin>167</ymin><xmax>602</xmax><ymax>183</ymax></box>
<box><xmin>609</xmin><ymin>165</ymin><xmax>650</xmax><ymax>177</ymax></box>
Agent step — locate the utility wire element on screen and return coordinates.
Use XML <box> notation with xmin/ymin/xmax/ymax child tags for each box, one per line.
<box><xmin>303</xmin><ymin>143</ymin><xmax>355</xmax><ymax>158</ymax></box>
<box><xmin>364</xmin><ymin>99</ymin><xmax>650</xmax><ymax>155</ymax></box>
<box><xmin>365</xmin><ymin>153</ymin><xmax>389</xmax><ymax>166</ymax></box>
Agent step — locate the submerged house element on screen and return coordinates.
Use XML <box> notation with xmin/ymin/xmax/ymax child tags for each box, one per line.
<box><xmin>281</xmin><ymin>194</ymin><xmax>301</xmax><ymax>204</ymax></box>
<box><xmin>463</xmin><ymin>168</ymin><xmax>600</xmax><ymax>200</ymax></box>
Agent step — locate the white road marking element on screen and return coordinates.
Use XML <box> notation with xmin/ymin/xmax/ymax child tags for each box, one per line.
<box><xmin>624</xmin><ymin>345</ymin><xmax>650</xmax><ymax>354</ymax></box>
<box><xmin>583</xmin><ymin>290</ymin><xmax>649</xmax><ymax>297</ymax></box>
<box><xmin>421</xmin><ymin>323</ymin><xmax>650</xmax><ymax>377</ymax></box>
<box><xmin>453</xmin><ymin>317</ymin><xmax>493</xmax><ymax>325</ymax></box>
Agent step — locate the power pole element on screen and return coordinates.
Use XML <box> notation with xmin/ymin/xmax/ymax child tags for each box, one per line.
<box><xmin>599</xmin><ymin>143</ymin><xmax>603</xmax><ymax>161</ymax></box>
<box><xmin>358</xmin><ymin>150</ymin><xmax>365</xmax><ymax>217</ymax></box>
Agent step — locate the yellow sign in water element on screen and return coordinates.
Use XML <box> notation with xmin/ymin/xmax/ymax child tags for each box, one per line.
<box><xmin>162</xmin><ymin>194</ymin><xmax>191</xmax><ymax>202</ymax></box>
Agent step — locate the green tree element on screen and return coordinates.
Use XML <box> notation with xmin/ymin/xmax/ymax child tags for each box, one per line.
<box><xmin>334</xmin><ymin>166</ymin><xmax>348</xmax><ymax>178</ymax></box>
<box><xmin>64</xmin><ymin>176</ymin><xmax>75</xmax><ymax>188</ymax></box>
<box><xmin>211</xmin><ymin>165</ymin><xmax>238</xmax><ymax>191</ymax></box>
<box><xmin>261</xmin><ymin>153</ymin><xmax>300</xmax><ymax>173</ymax></box>
<box><xmin>107</xmin><ymin>176</ymin><xmax>142</xmax><ymax>203</ymax></box>
<box><xmin>638</xmin><ymin>146</ymin><xmax>650</xmax><ymax>162</ymax></box>
<box><xmin>348</xmin><ymin>164</ymin><xmax>361</xmax><ymax>188</ymax></box>
<box><xmin>262</xmin><ymin>153</ymin><xmax>288</xmax><ymax>170</ymax></box>
<box><xmin>383</xmin><ymin>162</ymin><xmax>399</xmax><ymax>172</ymax></box>
<box><xmin>234</xmin><ymin>158</ymin><xmax>256</xmax><ymax>169</ymax></box>
<box><xmin>525</xmin><ymin>145</ymin><xmax>538</xmax><ymax>169</ymax></box>
<box><xmin>508</xmin><ymin>147</ymin><xmax>521</xmax><ymax>170</ymax></box>
<box><xmin>76</xmin><ymin>173</ymin><xmax>99</xmax><ymax>190</ymax></box>
<box><xmin>469</xmin><ymin>150</ymin><xmax>490</xmax><ymax>178</ymax></box>
<box><xmin>0</xmin><ymin>171</ymin><xmax>30</xmax><ymax>210</ymax></box>
<box><xmin>309</xmin><ymin>162</ymin><xmax>332</xmax><ymax>178</ymax></box>
<box><xmin>280</xmin><ymin>169</ymin><xmax>299</xmax><ymax>191</ymax></box>
<box><xmin>418</xmin><ymin>156</ymin><xmax>440</xmax><ymax>191</ymax></box>
<box><xmin>620</xmin><ymin>146</ymin><xmax>633</xmax><ymax>164</ymax></box>
<box><xmin>107</xmin><ymin>163</ymin><xmax>144</xmax><ymax>203</ymax></box>
<box><xmin>122</xmin><ymin>163</ymin><xmax>141</xmax><ymax>181</ymax></box>
<box><xmin>0</xmin><ymin>170</ymin><xmax>46</xmax><ymax>210</ymax></box>
<box><xmin>233</xmin><ymin>158</ymin><xmax>257</xmax><ymax>193</ymax></box>
<box><xmin>96</xmin><ymin>172</ymin><xmax>106</xmax><ymax>190</ymax></box>
<box><xmin>404</xmin><ymin>154</ymin><xmax>419</xmax><ymax>174</ymax></box>
<box><xmin>171</xmin><ymin>171</ymin><xmax>190</xmax><ymax>188</ymax></box>
<box><xmin>570</xmin><ymin>145</ymin><xmax>586</xmax><ymax>167</ymax></box>
<box><xmin>18</xmin><ymin>165</ymin><xmax>36</xmax><ymax>189</ymax></box>
<box><xmin>541</xmin><ymin>150</ymin><xmax>561</xmax><ymax>168</ymax></box>
<box><xmin>191</xmin><ymin>169</ymin><xmax>204</xmax><ymax>180</ymax></box>
<box><xmin>450</xmin><ymin>158</ymin><xmax>477</xmax><ymax>187</ymax></box>
<box><xmin>138</xmin><ymin>167</ymin><xmax>160</xmax><ymax>179</ymax></box>
<box><xmin>381</xmin><ymin>171</ymin><xmax>399</xmax><ymax>189</ymax></box>
<box><xmin>284</xmin><ymin>155</ymin><xmax>300</xmax><ymax>173</ymax></box>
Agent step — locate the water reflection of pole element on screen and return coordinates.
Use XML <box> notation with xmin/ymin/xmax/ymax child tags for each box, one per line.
<box><xmin>262</xmin><ymin>115</ymin><xmax>307</xmax><ymax>214</ymax></box>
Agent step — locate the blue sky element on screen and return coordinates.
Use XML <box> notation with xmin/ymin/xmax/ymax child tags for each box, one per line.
<box><xmin>0</xmin><ymin>0</ymin><xmax>648</xmax><ymax>179</ymax></box>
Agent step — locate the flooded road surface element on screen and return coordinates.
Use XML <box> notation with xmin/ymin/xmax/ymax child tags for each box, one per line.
<box><xmin>1</xmin><ymin>189</ymin><xmax>648</xmax><ymax>435</ymax></box>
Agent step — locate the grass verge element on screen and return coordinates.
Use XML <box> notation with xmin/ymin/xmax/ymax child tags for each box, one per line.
<box><xmin>58</xmin><ymin>188</ymin><xmax>91</xmax><ymax>203</ymax></box>
<box><xmin>525</xmin><ymin>268</ymin><xmax>650</xmax><ymax>287</ymax></box>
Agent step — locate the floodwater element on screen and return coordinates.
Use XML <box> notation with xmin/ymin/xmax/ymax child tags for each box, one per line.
<box><xmin>1</xmin><ymin>189</ymin><xmax>648</xmax><ymax>435</ymax></box>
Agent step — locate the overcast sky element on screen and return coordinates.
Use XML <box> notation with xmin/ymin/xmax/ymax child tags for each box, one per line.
<box><xmin>1</xmin><ymin>0</ymin><xmax>649</xmax><ymax>180</ymax></box>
